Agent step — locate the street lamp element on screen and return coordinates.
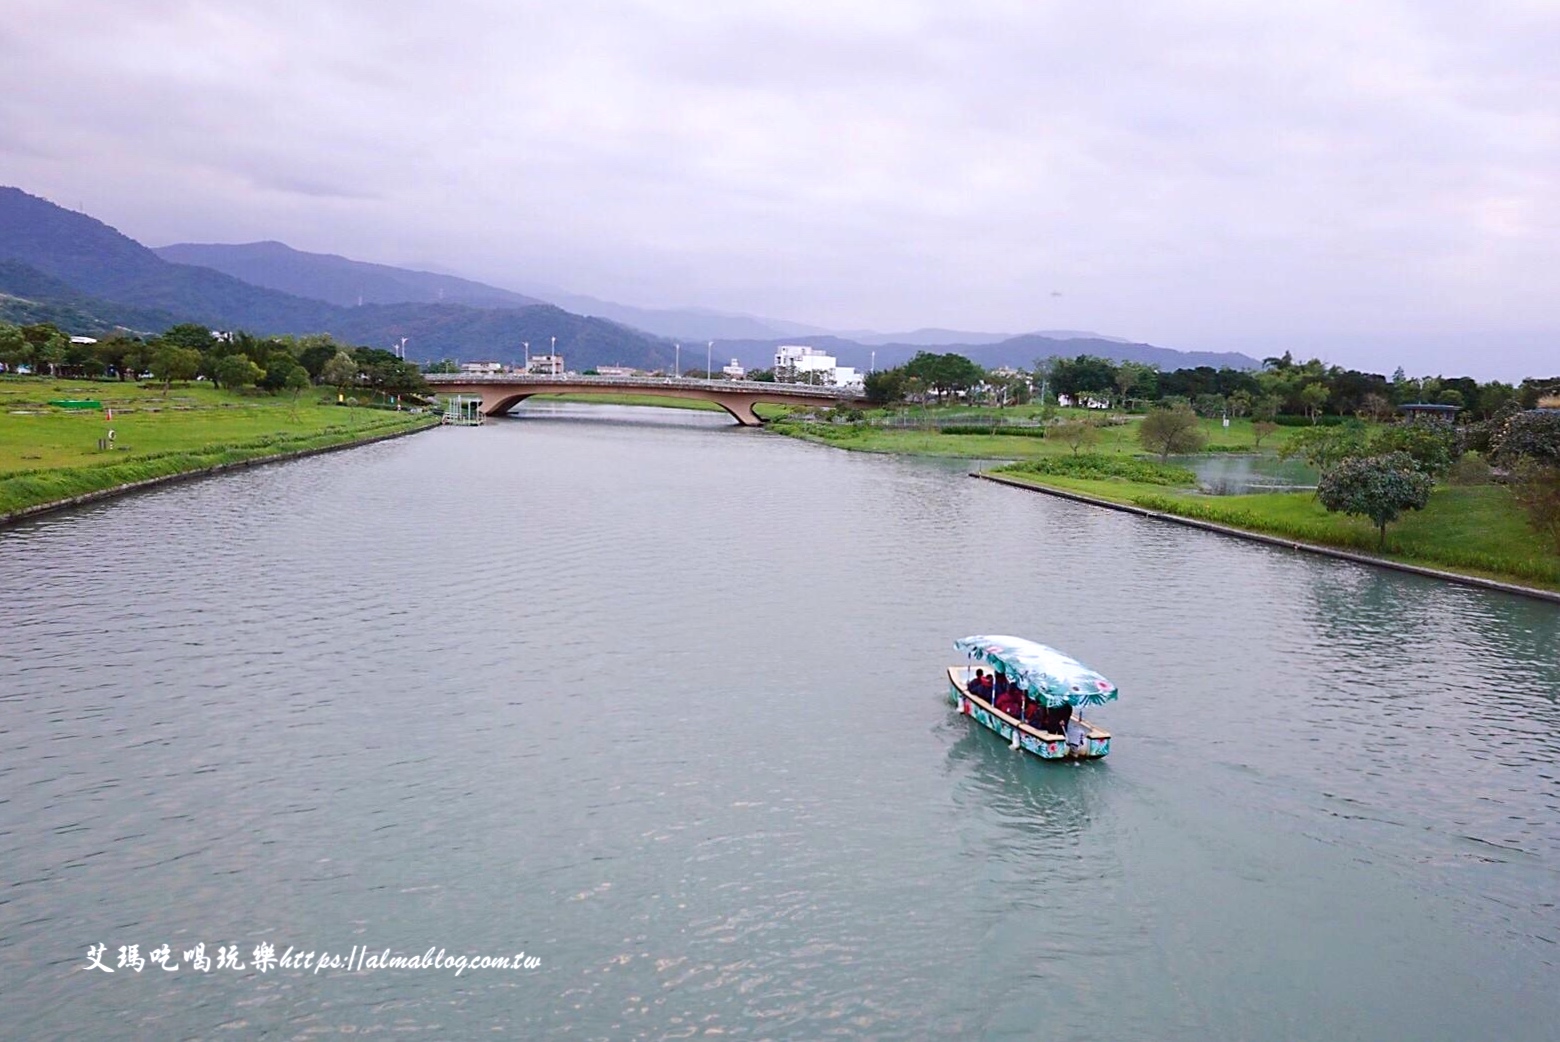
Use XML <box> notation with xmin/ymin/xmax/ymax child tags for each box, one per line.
<box><xmin>523</xmin><ymin>341</ymin><xmax>529</xmax><ymax>372</ymax></box>
<box><xmin>707</xmin><ymin>341</ymin><xmax>712</xmax><ymax>380</ymax></box>
<box><xmin>675</xmin><ymin>343</ymin><xmax>680</xmax><ymax>379</ymax></box>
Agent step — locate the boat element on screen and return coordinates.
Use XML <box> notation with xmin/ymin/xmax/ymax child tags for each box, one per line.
<box><xmin>947</xmin><ymin>635</ymin><xmax>1115</xmax><ymax>759</ymax></box>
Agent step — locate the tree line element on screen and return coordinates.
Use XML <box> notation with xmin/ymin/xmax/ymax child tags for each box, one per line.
<box><xmin>0</xmin><ymin>321</ymin><xmax>428</xmax><ymax>399</ymax></box>
<box><xmin>864</xmin><ymin>349</ymin><xmax>1559</xmax><ymax>423</ymax></box>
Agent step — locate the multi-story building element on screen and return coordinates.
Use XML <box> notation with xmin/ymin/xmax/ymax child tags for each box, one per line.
<box><xmin>528</xmin><ymin>354</ymin><xmax>566</xmax><ymax>375</ymax></box>
<box><xmin>773</xmin><ymin>345</ymin><xmax>861</xmax><ymax>388</ymax></box>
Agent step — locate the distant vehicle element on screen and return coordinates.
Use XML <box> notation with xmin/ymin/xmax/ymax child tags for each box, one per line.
<box><xmin>947</xmin><ymin>635</ymin><xmax>1115</xmax><ymax>759</ymax></box>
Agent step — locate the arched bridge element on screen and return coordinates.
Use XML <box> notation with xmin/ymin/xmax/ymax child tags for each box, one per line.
<box><xmin>423</xmin><ymin>373</ymin><xmax>870</xmax><ymax>426</ymax></box>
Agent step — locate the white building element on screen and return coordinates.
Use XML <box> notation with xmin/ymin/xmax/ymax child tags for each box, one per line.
<box><xmin>721</xmin><ymin>358</ymin><xmax>746</xmax><ymax>380</ymax></box>
<box><xmin>460</xmin><ymin>361</ymin><xmax>504</xmax><ymax>374</ymax></box>
<box><xmin>596</xmin><ymin>365</ymin><xmax>637</xmax><ymax>377</ymax></box>
<box><xmin>528</xmin><ymin>354</ymin><xmax>565</xmax><ymax>375</ymax></box>
<box><xmin>773</xmin><ymin>345</ymin><xmax>860</xmax><ymax>388</ymax></box>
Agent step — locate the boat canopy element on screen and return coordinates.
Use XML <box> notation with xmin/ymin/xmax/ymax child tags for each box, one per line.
<box><xmin>954</xmin><ymin>635</ymin><xmax>1118</xmax><ymax>707</ymax></box>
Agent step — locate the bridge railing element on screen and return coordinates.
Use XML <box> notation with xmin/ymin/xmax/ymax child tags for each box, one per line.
<box><xmin>423</xmin><ymin>373</ymin><xmax>863</xmax><ymax>399</ymax></box>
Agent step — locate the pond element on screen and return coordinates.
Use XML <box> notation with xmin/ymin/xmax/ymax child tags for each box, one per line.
<box><xmin>1170</xmin><ymin>452</ymin><xmax>1318</xmax><ymax>494</ymax></box>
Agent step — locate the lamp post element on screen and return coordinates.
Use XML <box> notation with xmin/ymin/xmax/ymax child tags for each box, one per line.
<box><xmin>675</xmin><ymin>343</ymin><xmax>680</xmax><ymax>379</ymax></box>
<box><xmin>523</xmin><ymin>341</ymin><xmax>529</xmax><ymax>372</ymax></box>
<box><xmin>706</xmin><ymin>341</ymin><xmax>712</xmax><ymax>380</ymax></box>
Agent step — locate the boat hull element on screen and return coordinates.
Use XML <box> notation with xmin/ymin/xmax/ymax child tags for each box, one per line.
<box><xmin>948</xmin><ymin>673</ymin><xmax>1110</xmax><ymax>760</ymax></box>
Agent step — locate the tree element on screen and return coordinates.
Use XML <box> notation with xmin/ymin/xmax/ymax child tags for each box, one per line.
<box><xmin>1252</xmin><ymin>395</ymin><xmax>1281</xmax><ymax>423</ymax></box>
<box><xmin>1316</xmin><ymin>452</ymin><xmax>1432</xmax><ymax>548</ymax></box>
<box><xmin>864</xmin><ymin>367</ymin><xmax>907</xmax><ymax>405</ymax></box>
<box><xmin>1228</xmin><ymin>389</ymin><xmax>1254</xmax><ymax>418</ymax></box>
<box><xmin>0</xmin><ymin>323</ymin><xmax>32</xmax><ymax>372</ymax></box>
<box><xmin>1138</xmin><ymin>405</ymin><xmax>1206</xmax><ymax>461</ymax></box>
<box><xmin>1282</xmin><ymin>421</ymin><xmax>1370</xmax><ymax>474</ymax></box>
<box><xmin>1050</xmin><ymin>354</ymin><xmax>1117</xmax><ymax>406</ymax></box>
<box><xmin>1490</xmin><ymin>409</ymin><xmax>1560</xmax><ymax>468</ymax></box>
<box><xmin>149</xmin><ymin>346</ymin><xmax>202</xmax><ymax>394</ymax></box>
<box><xmin>215</xmin><ymin>354</ymin><xmax>263</xmax><ymax>390</ymax></box>
<box><xmin>1507</xmin><ymin>459</ymin><xmax>1560</xmax><ymax>553</ymax></box>
<box><xmin>1370</xmin><ymin>422</ymin><xmax>1460</xmax><ymax>479</ymax></box>
<box><xmin>159</xmin><ymin>323</ymin><xmax>216</xmax><ymax>352</ymax></box>
<box><xmin>1356</xmin><ymin>392</ymin><xmax>1395</xmax><ymax>423</ymax></box>
<box><xmin>320</xmin><ymin>350</ymin><xmax>359</xmax><ymax>392</ymax></box>
<box><xmin>903</xmin><ymin>351</ymin><xmax>983</xmax><ymax>398</ymax></box>
<box><xmin>1299</xmin><ymin>381</ymin><xmax>1330</xmax><ymax>423</ymax></box>
<box><xmin>1053</xmin><ymin>419</ymin><xmax>1100</xmax><ymax>455</ymax></box>
<box><xmin>282</xmin><ymin>364</ymin><xmax>312</xmax><ymax>418</ymax></box>
<box><xmin>1252</xmin><ymin>420</ymin><xmax>1279</xmax><ymax>451</ymax></box>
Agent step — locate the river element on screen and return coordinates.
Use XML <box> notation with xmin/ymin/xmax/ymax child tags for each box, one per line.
<box><xmin>3</xmin><ymin>402</ymin><xmax>1557</xmax><ymax>1040</ymax></box>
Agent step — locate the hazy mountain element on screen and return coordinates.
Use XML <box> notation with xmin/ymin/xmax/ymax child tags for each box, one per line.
<box><xmin>500</xmin><ymin>287</ymin><xmax>829</xmax><ymax>341</ymax></box>
<box><xmin>0</xmin><ymin>260</ymin><xmax>184</xmax><ymax>332</ymax></box>
<box><xmin>0</xmin><ymin>187</ymin><xmax>677</xmax><ymax>369</ymax></box>
<box><xmin>154</xmin><ymin>241</ymin><xmax>547</xmax><ymax>309</ymax></box>
<box><xmin>0</xmin><ymin>186</ymin><xmax>339</xmax><ymax>330</ymax></box>
<box><xmin>2</xmin><ymin>186</ymin><xmax>1257</xmax><ymax>374</ymax></box>
<box><xmin>713</xmin><ymin>334</ymin><xmax>1259</xmax><ymax>374</ymax></box>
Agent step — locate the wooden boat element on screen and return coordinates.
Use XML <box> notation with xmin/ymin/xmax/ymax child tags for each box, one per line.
<box><xmin>947</xmin><ymin>635</ymin><xmax>1115</xmax><ymax>760</ymax></box>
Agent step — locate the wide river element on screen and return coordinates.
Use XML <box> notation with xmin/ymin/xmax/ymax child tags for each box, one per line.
<box><xmin>4</xmin><ymin>403</ymin><xmax>1558</xmax><ymax>1040</ymax></box>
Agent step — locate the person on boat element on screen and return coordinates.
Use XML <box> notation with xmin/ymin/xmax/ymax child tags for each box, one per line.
<box><xmin>994</xmin><ymin>672</ymin><xmax>1010</xmax><ymax>698</ymax></box>
<box><xmin>1047</xmin><ymin>702</ymin><xmax>1073</xmax><ymax>734</ymax></box>
<box><xmin>994</xmin><ymin>686</ymin><xmax>1023</xmax><ymax>718</ymax></box>
<box><xmin>968</xmin><ymin>669</ymin><xmax>992</xmax><ymax>698</ymax></box>
<box><xmin>1024</xmin><ymin>699</ymin><xmax>1047</xmax><ymax>729</ymax></box>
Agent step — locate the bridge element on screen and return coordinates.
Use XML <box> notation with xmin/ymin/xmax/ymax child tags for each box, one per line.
<box><xmin>423</xmin><ymin>373</ymin><xmax>870</xmax><ymax>426</ymax></box>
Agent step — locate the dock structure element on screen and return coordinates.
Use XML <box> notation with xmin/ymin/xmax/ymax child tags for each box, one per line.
<box><xmin>441</xmin><ymin>395</ymin><xmax>485</xmax><ymax>426</ymax></box>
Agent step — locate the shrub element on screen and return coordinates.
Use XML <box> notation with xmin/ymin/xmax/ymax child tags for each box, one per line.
<box><xmin>1138</xmin><ymin>405</ymin><xmax>1206</xmax><ymax>460</ymax></box>
<box><xmin>1001</xmin><ymin>454</ymin><xmax>1196</xmax><ymax>486</ymax></box>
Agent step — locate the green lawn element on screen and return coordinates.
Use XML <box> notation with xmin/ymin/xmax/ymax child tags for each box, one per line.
<box><xmin>991</xmin><ymin>465</ymin><xmax>1560</xmax><ymax>591</ymax></box>
<box><xmin>1</xmin><ymin>375</ymin><xmax>435</xmax><ymax>516</ymax></box>
<box><xmin>770</xmin><ymin>409</ymin><xmax>1290</xmax><ymax>460</ymax></box>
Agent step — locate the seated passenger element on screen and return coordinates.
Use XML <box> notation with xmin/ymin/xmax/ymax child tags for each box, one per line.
<box><xmin>994</xmin><ymin>672</ymin><xmax>1010</xmax><ymax>698</ymax></box>
<box><xmin>1024</xmin><ymin>700</ymin><xmax>1047</xmax><ymax>729</ymax></box>
<box><xmin>968</xmin><ymin>669</ymin><xmax>992</xmax><ymax>698</ymax></box>
<box><xmin>994</xmin><ymin>690</ymin><xmax>1022</xmax><ymax>717</ymax></box>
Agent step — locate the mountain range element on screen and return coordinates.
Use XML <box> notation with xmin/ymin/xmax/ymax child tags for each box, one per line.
<box><xmin>1</xmin><ymin>185</ymin><xmax>1259</xmax><ymax>373</ymax></box>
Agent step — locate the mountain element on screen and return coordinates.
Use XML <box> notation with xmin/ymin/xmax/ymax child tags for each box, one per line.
<box><xmin>0</xmin><ymin>260</ymin><xmax>182</xmax><ymax>332</ymax></box>
<box><xmin>155</xmin><ymin>240</ymin><xmax>823</xmax><ymax>341</ymax></box>
<box><xmin>0</xmin><ymin>187</ymin><xmax>676</xmax><ymax>369</ymax></box>
<box><xmin>153</xmin><ymin>240</ymin><xmax>547</xmax><ymax>310</ymax></box>
<box><xmin>710</xmin><ymin>334</ymin><xmax>1259</xmax><ymax>375</ymax></box>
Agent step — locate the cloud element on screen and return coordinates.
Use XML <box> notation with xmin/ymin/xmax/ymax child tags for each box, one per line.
<box><xmin>2</xmin><ymin>0</ymin><xmax>1556</xmax><ymax>377</ymax></box>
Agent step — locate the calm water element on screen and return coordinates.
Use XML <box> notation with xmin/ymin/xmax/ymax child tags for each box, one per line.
<box><xmin>1171</xmin><ymin>453</ymin><xmax>1318</xmax><ymax>494</ymax></box>
<box><xmin>3</xmin><ymin>402</ymin><xmax>1558</xmax><ymax>1041</ymax></box>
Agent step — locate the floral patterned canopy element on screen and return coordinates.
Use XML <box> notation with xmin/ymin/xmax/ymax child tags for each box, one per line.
<box><xmin>954</xmin><ymin>635</ymin><xmax>1118</xmax><ymax>707</ymax></box>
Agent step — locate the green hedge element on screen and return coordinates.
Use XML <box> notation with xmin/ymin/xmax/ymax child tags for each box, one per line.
<box><xmin>937</xmin><ymin>424</ymin><xmax>1046</xmax><ymax>437</ymax></box>
<box><xmin>1000</xmin><ymin>454</ymin><xmax>1197</xmax><ymax>486</ymax></box>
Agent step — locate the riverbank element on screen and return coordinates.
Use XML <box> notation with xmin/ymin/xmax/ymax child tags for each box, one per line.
<box><xmin>762</xmin><ymin>409</ymin><xmax>1558</xmax><ymax>596</ymax></box>
<box><xmin>0</xmin><ymin>376</ymin><xmax>437</xmax><ymax>523</ymax></box>
<box><xmin>984</xmin><ymin>467</ymin><xmax>1560</xmax><ymax>597</ymax></box>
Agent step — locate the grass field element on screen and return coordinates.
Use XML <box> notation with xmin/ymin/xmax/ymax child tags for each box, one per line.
<box><xmin>769</xmin><ymin>409</ymin><xmax>1287</xmax><ymax>460</ymax></box>
<box><xmin>991</xmin><ymin>464</ymin><xmax>1560</xmax><ymax>591</ymax></box>
<box><xmin>0</xmin><ymin>376</ymin><xmax>435</xmax><ymax>517</ymax></box>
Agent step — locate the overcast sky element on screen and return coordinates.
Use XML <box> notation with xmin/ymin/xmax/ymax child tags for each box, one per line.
<box><xmin>3</xmin><ymin>1</ymin><xmax>1556</xmax><ymax>378</ymax></box>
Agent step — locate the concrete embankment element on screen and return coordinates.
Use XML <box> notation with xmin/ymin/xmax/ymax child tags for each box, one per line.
<box><xmin>1</xmin><ymin>420</ymin><xmax>438</xmax><ymax>528</ymax></box>
<box><xmin>976</xmin><ymin>471</ymin><xmax>1560</xmax><ymax>606</ymax></box>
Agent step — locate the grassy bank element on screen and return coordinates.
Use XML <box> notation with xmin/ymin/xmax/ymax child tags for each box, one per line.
<box><xmin>992</xmin><ymin>459</ymin><xmax>1560</xmax><ymax>591</ymax></box>
<box><xmin>770</xmin><ymin>409</ymin><xmax>1283</xmax><ymax>460</ymax></box>
<box><xmin>1</xmin><ymin>375</ymin><xmax>436</xmax><ymax>518</ymax></box>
